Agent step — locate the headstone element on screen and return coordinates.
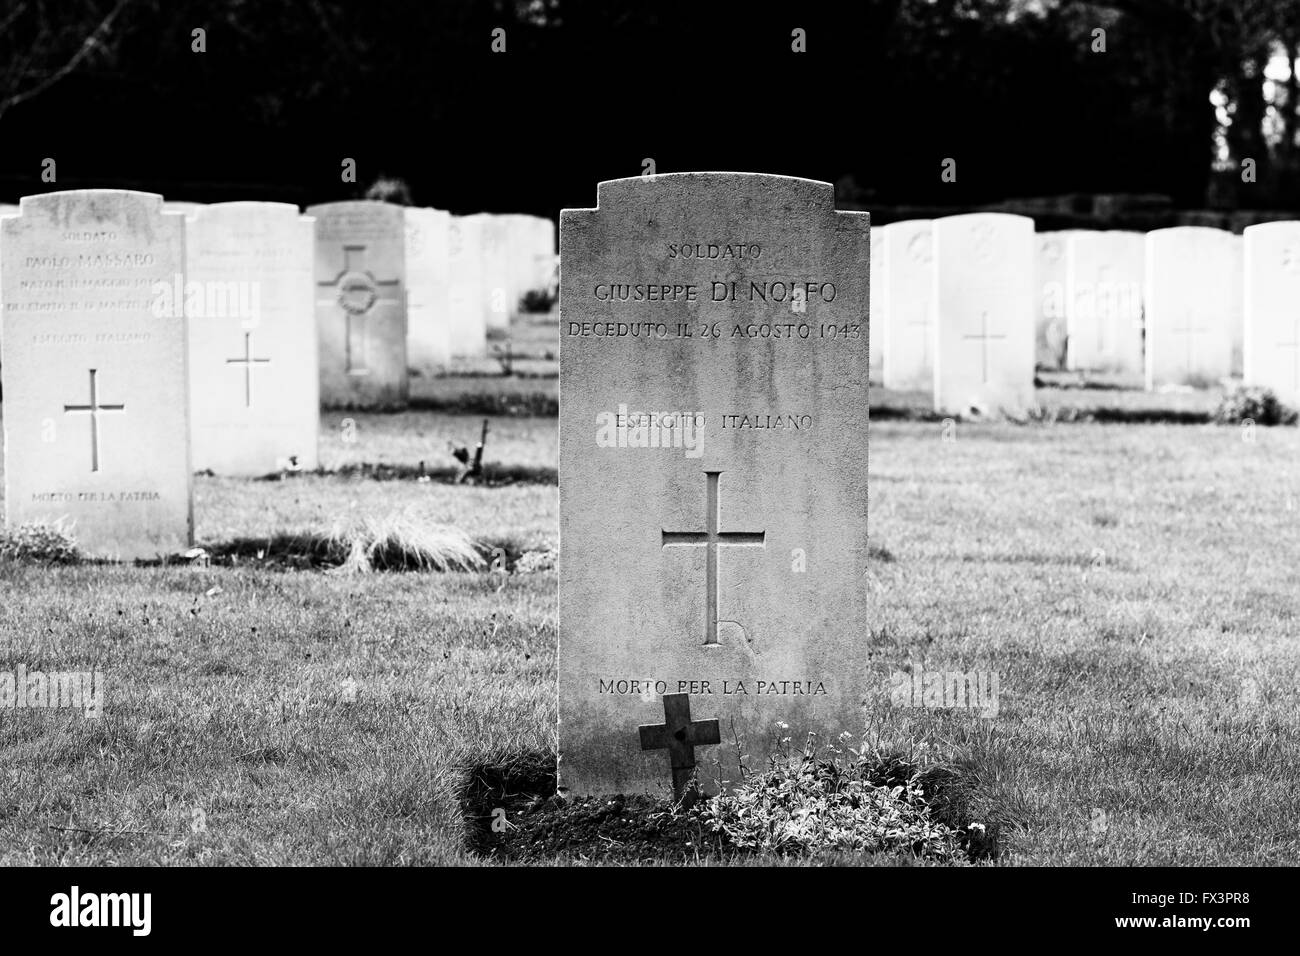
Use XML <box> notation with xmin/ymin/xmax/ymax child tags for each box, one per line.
<box><xmin>530</xmin><ymin>216</ymin><xmax>557</xmax><ymax>293</ymax></box>
<box><xmin>1035</xmin><ymin>230</ymin><xmax>1083</xmax><ymax>369</ymax></box>
<box><xmin>447</xmin><ymin>216</ymin><xmax>487</xmax><ymax>357</ymax></box>
<box><xmin>1144</xmin><ymin>227</ymin><xmax>1237</xmax><ymax>389</ymax></box>
<box><xmin>1065</xmin><ymin>231</ymin><xmax>1144</xmax><ymax>374</ymax></box>
<box><xmin>1229</xmin><ymin>234</ymin><xmax>1245</xmax><ymax>376</ymax></box>
<box><xmin>0</xmin><ymin>190</ymin><xmax>192</xmax><ymax>559</ymax></box>
<box><xmin>558</xmin><ymin>172</ymin><xmax>871</xmax><ymax>798</ymax></box>
<box><xmin>1243</xmin><ymin>221</ymin><xmax>1300</xmax><ymax>404</ymax></box>
<box><xmin>0</xmin><ymin>204</ymin><xmax>17</xmax><ymax>349</ymax></box>
<box><xmin>404</xmin><ymin>206</ymin><xmax>452</xmax><ymax>375</ymax></box>
<box><xmin>185</xmin><ymin>202</ymin><xmax>319</xmax><ymax>475</ymax></box>
<box><xmin>932</xmin><ymin>213</ymin><xmax>1036</xmax><ymax>416</ymax></box>
<box><xmin>869</xmin><ymin>226</ymin><xmax>886</xmax><ymax>384</ymax></box>
<box><xmin>464</xmin><ymin>213</ymin><xmax>511</xmax><ymax>332</ymax></box>
<box><xmin>163</xmin><ymin>201</ymin><xmax>205</xmax><ymax>216</ymax></box>
<box><xmin>879</xmin><ymin>219</ymin><xmax>935</xmax><ymax>392</ymax></box>
<box><xmin>501</xmin><ymin>213</ymin><xmax>538</xmax><ymax>308</ymax></box>
<box><xmin>306</xmin><ymin>200</ymin><xmax>408</xmax><ymax>408</ymax></box>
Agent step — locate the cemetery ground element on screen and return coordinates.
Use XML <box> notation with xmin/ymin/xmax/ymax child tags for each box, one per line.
<box><xmin>1</xmin><ymin>345</ymin><xmax>1297</xmax><ymax>864</ymax></box>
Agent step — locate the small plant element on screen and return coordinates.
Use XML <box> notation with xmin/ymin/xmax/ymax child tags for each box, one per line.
<box><xmin>1212</xmin><ymin>385</ymin><xmax>1298</xmax><ymax>426</ymax></box>
<box><xmin>0</xmin><ymin>520</ymin><xmax>79</xmax><ymax>564</ymax></box>
<box><xmin>513</xmin><ymin>548</ymin><xmax>557</xmax><ymax>573</ymax></box>
<box><xmin>520</xmin><ymin>288</ymin><xmax>557</xmax><ymax>313</ymax></box>
<box><xmin>362</xmin><ymin>176</ymin><xmax>413</xmax><ymax>205</ymax></box>
<box><xmin>686</xmin><ymin>737</ymin><xmax>968</xmax><ymax>859</ymax></box>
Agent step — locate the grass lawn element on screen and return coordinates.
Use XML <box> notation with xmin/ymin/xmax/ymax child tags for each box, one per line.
<box><xmin>1</xmin><ymin>374</ymin><xmax>1297</xmax><ymax>864</ymax></box>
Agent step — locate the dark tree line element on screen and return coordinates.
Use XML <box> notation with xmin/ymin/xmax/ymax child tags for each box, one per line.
<box><xmin>1</xmin><ymin>0</ymin><xmax>1297</xmax><ymax>213</ymax></box>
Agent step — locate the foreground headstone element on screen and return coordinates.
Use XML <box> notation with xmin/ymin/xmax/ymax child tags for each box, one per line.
<box><xmin>1243</xmin><ymin>221</ymin><xmax>1300</xmax><ymax>404</ymax></box>
<box><xmin>307</xmin><ymin>201</ymin><xmax>408</xmax><ymax>408</ymax></box>
<box><xmin>1065</xmin><ymin>231</ymin><xmax>1144</xmax><ymax>374</ymax></box>
<box><xmin>879</xmin><ymin>220</ymin><xmax>934</xmax><ymax>391</ymax></box>
<box><xmin>558</xmin><ymin>172</ymin><xmax>871</xmax><ymax>797</ymax></box>
<box><xmin>1</xmin><ymin>190</ymin><xmax>192</xmax><ymax>559</ymax></box>
<box><xmin>1036</xmin><ymin>230</ymin><xmax>1084</xmax><ymax>369</ymax></box>
<box><xmin>932</xmin><ymin>213</ymin><xmax>1036</xmax><ymax>416</ymax></box>
<box><xmin>447</xmin><ymin>216</ymin><xmax>487</xmax><ymax>357</ymax></box>
<box><xmin>186</xmin><ymin>202</ymin><xmax>319</xmax><ymax>475</ymax></box>
<box><xmin>404</xmin><ymin>206</ymin><xmax>452</xmax><ymax>375</ymax></box>
<box><xmin>1145</xmin><ymin>227</ymin><xmax>1237</xmax><ymax>388</ymax></box>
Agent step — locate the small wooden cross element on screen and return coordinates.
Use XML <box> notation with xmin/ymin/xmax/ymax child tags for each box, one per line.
<box><xmin>638</xmin><ymin>693</ymin><xmax>721</xmax><ymax>803</ymax></box>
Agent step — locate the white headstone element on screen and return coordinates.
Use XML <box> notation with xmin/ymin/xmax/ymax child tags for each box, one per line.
<box><xmin>306</xmin><ymin>200</ymin><xmax>409</xmax><ymax>408</ymax></box>
<box><xmin>163</xmin><ymin>201</ymin><xmax>205</xmax><ymax>217</ymax></box>
<box><xmin>404</xmin><ymin>206</ymin><xmax>452</xmax><ymax>375</ymax></box>
<box><xmin>186</xmin><ymin>202</ymin><xmax>319</xmax><ymax>475</ymax></box>
<box><xmin>1243</xmin><ymin>221</ymin><xmax>1300</xmax><ymax>404</ymax></box>
<box><xmin>933</xmin><ymin>213</ymin><xmax>1036</xmax><ymax>416</ymax></box>
<box><xmin>879</xmin><ymin>220</ymin><xmax>935</xmax><ymax>392</ymax></box>
<box><xmin>1036</xmin><ymin>230</ymin><xmax>1084</xmax><ymax>369</ymax></box>
<box><xmin>869</xmin><ymin>227</ymin><xmax>886</xmax><ymax>384</ymax></box>
<box><xmin>464</xmin><ymin>213</ymin><xmax>511</xmax><ymax>333</ymax></box>
<box><xmin>1065</xmin><ymin>231</ymin><xmax>1144</xmax><ymax>374</ymax></box>
<box><xmin>447</xmin><ymin>216</ymin><xmax>487</xmax><ymax>357</ymax></box>
<box><xmin>1</xmin><ymin>190</ymin><xmax>193</xmax><ymax>559</ymax></box>
<box><xmin>1144</xmin><ymin>227</ymin><xmax>1237</xmax><ymax>388</ymax></box>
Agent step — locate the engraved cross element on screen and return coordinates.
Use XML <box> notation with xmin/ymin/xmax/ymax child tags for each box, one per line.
<box><xmin>662</xmin><ymin>471</ymin><xmax>766</xmax><ymax>647</ymax></box>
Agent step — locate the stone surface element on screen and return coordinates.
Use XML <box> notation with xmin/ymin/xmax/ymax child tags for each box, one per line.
<box><xmin>1243</xmin><ymin>221</ymin><xmax>1300</xmax><ymax>403</ymax></box>
<box><xmin>558</xmin><ymin>172</ymin><xmax>871</xmax><ymax>798</ymax></box>
<box><xmin>1065</xmin><ymin>230</ymin><xmax>1144</xmax><ymax>374</ymax></box>
<box><xmin>529</xmin><ymin>215</ymin><xmax>557</xmax><ymax>292</ymax></box>
<box><xmin>869</xmin><ymin>225</ymin><xmax>886</xmax><ymax>383</ymax></box>
<box><xmin>404</xmin><ymin>206</ymin><xmax>452</xmax><ymax>374</ymax></box>
<box><xmin>1035</xmin><ymin>230</ymin><xmax>1083</xmax><ymax>369</ymax></box>
<box><xmin>162</xmin><ymin>201</ymin><xmax>205</xmax><ymax>216</ymax></box>
<box><xmin>1144</xmin><ymin>227</ymin><xmax>1237</xmax><ymax>388</ymax></box>
<box><xmin>0</xmin><ymin>189</ymin><xmax>192</xmax><ymax>559</ymax></box>
<box><xmin>185</xmin><ymin>202</ymin><xmax>319</xmax><ymax>475</ymax></box>
<box><xmin>932</xmin><ymin>213</ymin><xmax>1036</xmax><ymax>416</ymax></box>
<box><xmin>464</xmin><ymin>213</ymin><xmax>511</xmax><ymax>332</ymax></box>
<box><xmin>447</xmin><ymin>215</ymin><xmax>487</xmax><ymax>357</ymax></box>
<box><xmin>306</xmin><ymin>201</ymin><xmax>409</xmax><ymax>409</ymax></box>
<box><xmin>879</xmin><ymin>219</ymin><xmax>935</xmax><ymax>392</ymax></box>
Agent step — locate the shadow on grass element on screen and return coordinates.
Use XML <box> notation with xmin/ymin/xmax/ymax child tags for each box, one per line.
<box><xmin>407</xmin><ymin>392</ymin><xmax>558</xmax><ymax>416</ymax></box>
<box><xmin>249</xmin><ymin>462</ymin><xmax>557</xmax><ymax>486</ymax></box>
<box><xmin>195</xmin><ymin>535</ymin><xmax>534</xmax><ymax>572</ymax></box>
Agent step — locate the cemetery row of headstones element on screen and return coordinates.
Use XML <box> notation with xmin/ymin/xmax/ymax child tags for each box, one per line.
<box><xmin>0</xmin><ymin>191</ymin><xmax>555</xmax><ymax>559</ymax></box>
<box><xmin>869</xmin><ymin>216</ymin><xmax>1300</xmax><ymax>416</ymax></box>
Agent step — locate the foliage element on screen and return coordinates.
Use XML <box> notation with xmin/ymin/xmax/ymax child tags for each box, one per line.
<box><xmin>688</xmin><ymin>737</ymin><xmax>969</xmax><ymax>860</ymax></box>
<box><xmin>1211</xmin><ymin>385</ymin><xmax>1299</xmax><ymax>425</ymax></box>
<box><xmin>0</xmin><ymin>521</ymin><xmax>80</xmax><ymax>564</ymax></box>
<box><xmin>520</xmin><ymin>288</ymin><xmax>557</xmax><ymax>314</ymax></box>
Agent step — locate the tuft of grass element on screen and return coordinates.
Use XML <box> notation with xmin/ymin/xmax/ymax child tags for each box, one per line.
<box><xmin>0</xmin><ymin>520</ymin><xmax>80</xmax><ymax>564</ymax></box>
<box><xmin>328</xmin><ymin>513</ymin><xmax>485</xmax><ymax>574</ymax></box>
